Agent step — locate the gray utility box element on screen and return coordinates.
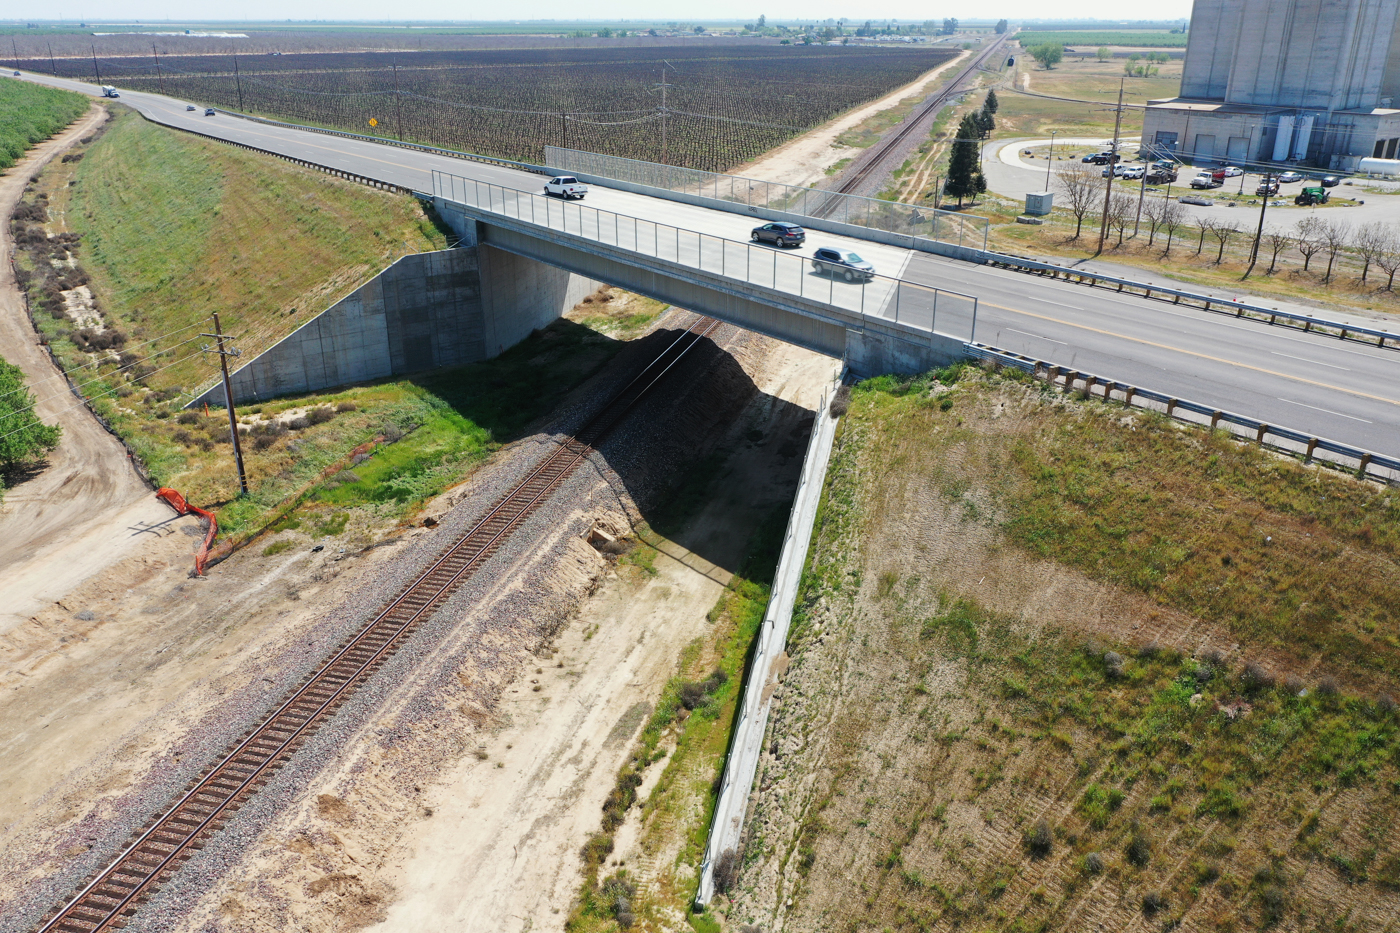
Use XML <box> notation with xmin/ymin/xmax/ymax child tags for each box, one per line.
<box><xmin>1025</xmin><ymin>191</ymin><xmax>1054</xmax><ymax>216</ymax></box>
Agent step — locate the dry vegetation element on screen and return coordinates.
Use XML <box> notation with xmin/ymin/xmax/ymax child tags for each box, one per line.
<box><xmin>721</xmin><ymin>366</ymin><xmax>1400</xmax><ymax>933</ymax></box>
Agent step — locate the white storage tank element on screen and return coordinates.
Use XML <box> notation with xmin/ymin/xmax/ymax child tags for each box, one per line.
<box><xmin>1358</xmin><ymin>157</ymin><xmax>1400</xmax><ymax>175</ymax></box>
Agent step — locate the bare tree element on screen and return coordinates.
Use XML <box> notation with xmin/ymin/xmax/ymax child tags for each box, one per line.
<box><xmin>1295</xmin><ymin>217</ymin><xmax>1325</xmax><ymax>272</ymax></box>
<box><xmin>1354</xmin><ymin>221</ymin><xmax>1389</xmax><ymax>284</ymax></box>
<box><xmin>1054</xmin><ymin>162</ymin><xmax>1100</xmax><ymax>240</ymax></box>
<box><xmin>1263</xmin><ymin>230</ymin><xmax>1292</xmax><ymax>275</ymax></box>
<box><xmin>1159</xmin><ymin>200</ymin><xmax>1186</xmax><ymax>256</ymax></box>
<box><xmin>1210</xmin><ymin>219</ymin><xmax>1241</xmax><ymax>263</ymax></box>
<box><xmin>1375</xmin><ymin>233</ymin><xmax>1400</xmax><ymax>290</ymax></box>
<box><xmin>1319</xmin><ymin>219</ymin><xmax>1350</xmax><ymax>283</ymax></box>
<box><xmin>1143</xmin><ymin>197</ymin><xmax>1165</xmax><ymax>245</ymax></box>
<box><xmin>1108</xmin><ymin>191</ymin><xmax>1136</xmax><ymax>247</ymax></box>
<box><xmin>1195</xmin><ymin>217</ymin><xmax>1215</xmax><ymax>256</ymax></box>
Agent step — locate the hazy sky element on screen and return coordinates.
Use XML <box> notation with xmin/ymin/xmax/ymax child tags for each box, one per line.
<box><xmin>29</xmin><ymin>1</ymin><xmax>1195</xmax><ymax>25</ymax></box>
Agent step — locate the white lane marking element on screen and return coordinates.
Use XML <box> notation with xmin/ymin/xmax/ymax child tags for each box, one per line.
<box><xmin>1028</xmin><ymin>297</ymin><xmax>1083</xmax><ymax>310</ymax></box>
<box><xmin>1006</xmin><ymin>328</ymin><xmax>1067</xmax><ymax>345</ymax></box>
<box><xmin>1275</xmin><ymin>398</ymin><xmax>1373</xmax><ymax>423</ymax></box>
<box><xmin>1270</xmin><ymin>350</ymin><xmax>1350</xmax><ymax>371</ymax></box>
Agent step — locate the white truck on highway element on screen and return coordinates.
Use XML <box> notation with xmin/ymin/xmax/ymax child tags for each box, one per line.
<box><xmin>543</xmin><ymin>176</ymin><xmax>588</xmax><ymax>200</ymax></box>
<box><xmin>100</xmin><ymin>85</ymin><xmax>119</xmax><ymax>98</ymax></box>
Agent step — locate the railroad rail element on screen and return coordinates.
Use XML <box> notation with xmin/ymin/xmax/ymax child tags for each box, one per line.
<box><xmin>35</xmin><ymin>316</ymin><xmax>724</xmax><ymax>933</ymax></box>
<box><xmin>822</xmin><ymin>34</ymin><xmax>1008</xmax><ymax>205</ymax></box>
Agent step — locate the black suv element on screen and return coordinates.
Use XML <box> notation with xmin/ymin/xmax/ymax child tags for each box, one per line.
<box><xmin>1082</xmin><ymin>152</ymin><xmax>1121</xmax><ymax>165</ymax></box>
<box><xmin>751</xmin><ymin>222</ymin><xmax>806</xmax><ymax>247</ymax></box>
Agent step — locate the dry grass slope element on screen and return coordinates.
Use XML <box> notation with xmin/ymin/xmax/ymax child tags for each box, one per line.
<box><xmin>724</xmin><ymin>367</ymin><xmax>1400</xmax><ymax>933</ymax></box>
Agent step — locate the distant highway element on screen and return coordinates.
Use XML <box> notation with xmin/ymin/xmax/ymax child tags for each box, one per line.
<box><xmin>17</xmin><ymin>71</ymin><xmax>1400</xmax><ymax>459</ymax></box>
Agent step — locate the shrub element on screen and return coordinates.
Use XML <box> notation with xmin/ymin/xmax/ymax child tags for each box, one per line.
<box><xmin>335</xmin><ymin>400</ymin><xmax>358</xmax><ymax>412</ymax></box>
<box><xmin>288</xmin><ymin>416</ymin><xmax>311</xmax><ymax>430</ymax></box>
<box><xmin>1025</xmin><ymin>819</ymin><xmax>1053</xmax><ymax>858</ymax></box>
<box><xmin>177</xmin><ymin>410</ymin><xmax>202</xmax><ymax>425</ymax></box>
<box><xmin>1126</xmin><ymin>832</ymin><xmax>1152</xmax><ymax>867</ymax></box>
<box><xmin>1084</xmin><ymin>852</ymin><xmax>1104</xmax><ymax>873</ymax></box>
<box><xmin>1138</xmin><ymin>640</ymin><xmax>1161</xmax><ymax>659</ymax></box>
<box><xmin>1142</xmin><ymin>892</ymin><xmax>1168</xmax><ymax>916</ymax></box>
<box><xmin>262</xmin><ymin>540</ymin><xmax>294</xmax><ymax>556</ymax></box>
<box><xmin>1242</xmin><ymin>661</ymin><xmax>1275</xmax><ymax>691</ymax></box>
<box><xmin>1200</xmin><ymin>646</ymin><xmax>1226</xmax><ymax>665</ymax></box>
<box><xmin>1378</xmin><ymin>693</ymin><xmax>1397</xmax><ymax>714</ymax></box>
<box><xmin>713</xmin><ymin>848</ymin><xmax>740</xmax><ymax>893</ymax></box>
<box><xmin>678</xmin><ymin>668</ymin><xmax>728</xmax><ymax>710</ymax></box>
<box><xmin>1260</xmin><ymin>885</ymin><xmax>1287</xmax><ymax>925</ymax></box>
<box><xmin>580</xmin><ymin>833</ymin><xmax>613</xmax><ymax>868</ymax></box>
<box><xmin>308</xmin><ymin>406</ymin><xmax>335</xmax><ymax>425</ymax></box>
<box><xmin>1317</xmin><ymin>675</ymin><xmax>1340</xmax><ymax>696</ymax></box>
<box><xmin>1104</xmin><ymin>650</ymin><xmax>1125</xmax><ymax>679</ymax></box>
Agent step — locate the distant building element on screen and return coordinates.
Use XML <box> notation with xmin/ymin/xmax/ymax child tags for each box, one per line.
<box><xmin>1142</xmin><ymin>0</ymin><xmax>1400</xmax><ymax>169</ymax></box>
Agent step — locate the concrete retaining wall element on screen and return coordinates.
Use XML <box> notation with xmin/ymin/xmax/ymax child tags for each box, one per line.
<box><xmin>195</xmin><ymin>243</ymin><xmax>598</xmax><ymax>407</ymax></box>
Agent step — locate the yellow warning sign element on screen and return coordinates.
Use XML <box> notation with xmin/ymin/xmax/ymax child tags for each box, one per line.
<box><xmin>368</xmin><ymin>118</ymin><xmax>378</xmax><ymax>128</ymax></box>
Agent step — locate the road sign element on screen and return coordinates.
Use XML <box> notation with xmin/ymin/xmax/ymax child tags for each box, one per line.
<box><xmin>368</xmin><ymin>117</ymin><xmax>378</xmax><ymax>127</ymax></box>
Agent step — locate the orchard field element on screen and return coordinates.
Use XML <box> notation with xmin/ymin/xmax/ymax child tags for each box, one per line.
<box><xmin>25</xmin><ymin>45</ymin><xmax>957</xmax><ymax>171</ymax></box>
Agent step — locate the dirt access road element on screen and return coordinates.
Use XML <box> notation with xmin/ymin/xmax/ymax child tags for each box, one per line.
<box><xmin>0</xmin><ymin>103</ymin><xmax>173</xmax><ymax>633</ymax></box>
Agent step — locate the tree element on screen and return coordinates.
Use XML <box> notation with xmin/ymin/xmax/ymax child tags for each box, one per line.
<box><xmin>941</xmin><ymin>17</ymin><xmax>959</xmax><ymax>34</ymax></box>
<box><xmin>1210</xmin><ymin>219</ymin><xmax>1240</xmax><ymax>263</ymax></box>
<box><xmin>995</xmin><ymin>19</ymin><xmax>1008</xmax><ymax>34</ymax></box>
<box><xmin>1375</xmin><ymin>233</ymin><xmax>1400</xmax><ymax>289</ymax></box>
<box><xmin>1097</xmin><ymin>46</ymin><xmax>1111</xmax><ymax>62</ymax></box>
<box><xmin>976</xmin><ymin>107</ymin><xmax>996</xmax><ymax>137</ymax></box>
<box><xmin>1319</xmin><ymin>219</ymin><xmax>1349</xmax><ymax>283</ymax></box>
<box><xmin>1354</xmin><ymin>221</ymin><xmax>1389</xmax><ymax>283</ymax></box>
<box><xmin>1054</xmin><ymin>162</ymin><xmax>1100</xmax><ymax>239</ymax></box>
<box><xmin>1158</xmin><ymin>200</ymin><xmax>1186</xmax><ymax>255</ymax></box>
<box><xmin>983</xmin><ymin>90</ymin><xmax>998</xmax><ymax>115</ymax></box>
<box><xmin>1143</xmin><ymin>197</ymin><xmax>1167</xmax><ymax>245</ymax></box>
<box><xmin>1195</xmin><ymin>218</ymin><xmax>1213</xmax><ymax>255</ymax></box>
<box><xmin>758</xmin><ymin>14</ymin><xmax>766</xmax><ymax>27</ymax></box>
<box><xmin>0</xmin><ymin>357</ymin><xmax>61</xmax><ymax>482</ymax></box>
<box><xmin>1263</xmin><ymin>230</ymin><xmax>1292</xmax><ymax>274</ymax></box>
<box><xmin>1295</xmin><ymin>217</ymin><xmax>1324</xmax><ymax>271</ymax></box>
<box><xmin>944</xmin><ymin>114</ymin><xmax>985</xmax><ymax>206</ymax></box>
<box><xmin>1030</xmin><ymin>43</ymin><xmax>1063</xmax><ymax>68</ymax></box>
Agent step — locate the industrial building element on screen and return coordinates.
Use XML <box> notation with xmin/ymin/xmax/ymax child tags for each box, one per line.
<box><xmin>1141</xmin><ymin>0</ymin><xmax>1400</xmax><ymax>169</ymax></box>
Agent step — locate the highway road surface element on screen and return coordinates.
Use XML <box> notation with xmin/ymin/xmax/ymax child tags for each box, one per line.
<box><xmin>15</xmin><ymin>71</ymin><xmax>1400</xmax><ymax>460</ymax></box>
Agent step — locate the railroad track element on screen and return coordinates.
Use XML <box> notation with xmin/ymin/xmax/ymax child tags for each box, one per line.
<box><xmin>819</xmin><ymin>34</ymin><xmax>1009</xmax><ymax>206</ymax></box>
<box><xmin>35</xmin><ymin>316</ymin><xmax>724</xmax><ymax>933</ymax></box>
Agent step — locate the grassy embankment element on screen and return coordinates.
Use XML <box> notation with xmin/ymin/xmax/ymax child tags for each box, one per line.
<box><xmin>0</xmin><ymin>78</ymin><xmax>88</xmax><ymax>169</ymax></box>
<box><xmin>13</xmin><ymin>106</ymin><xmax>666</xmax><ymax>542</ymax></box>
<box><xmin>720</xmin><ymin>366</ymin><xmax>1400</xmax><ymax>932</ymax></box>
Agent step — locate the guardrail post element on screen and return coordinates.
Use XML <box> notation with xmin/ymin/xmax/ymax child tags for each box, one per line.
<box><xmin>1166</xmin><ymin>398</ymin><xmax>1178</xmax><ymax>418</ymax></box>
<box><xmin>1103</xmin><ymin>380</ymin><xmax>1114</xmax><ymax>401</ymax></box>
<box><xmin>1123</xmin><ymin>386</ymin><xmax>1135</xmax><ymax>408</ymax></box>
<box><xmin>1357</xmin><ymin>453</ymin><xmax>1372</xmax><ymax>478</ymax></box>
<box><xmin>970</xmin><ymin>298</ymin><xmax>979</xmax><ymax>344</ymax></box>
<box><xmin>1255</xmin><ymin>423</ymin><xmax>1268</xmax><ymax>444</ymax></box>
<box><xmin>1048</xmin><ymin>364</ymin><xmax>1059</xmax><ymax>385</ymax></box>
<box><xmin>1305</xmin><ymin>438</ymin><xmax>1318</xmax><ymax>462</ymax></box>
<box><xmin>1210</xmin><ymin>411</ymin><xmax>1223</xmax><ymax>430</ymax></box>
<box><xmin>1084</xmin><ymin>375</ymin><xmax>1096</xmax><ymax>396</ymax></box>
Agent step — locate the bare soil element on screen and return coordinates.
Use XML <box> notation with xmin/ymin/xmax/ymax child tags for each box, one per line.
<box><xmin>0</xmin><ymin>103</ymin><xmax>172</xmax><ymax>634</ymax></box>
<box><xmin>733</xmin><ymin>53</ymin><xmax>968</xmax><ymax>190</ymax></box>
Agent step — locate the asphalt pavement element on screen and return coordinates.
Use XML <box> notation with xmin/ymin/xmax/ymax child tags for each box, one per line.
<box><xmin>15</xmin><ymin>72</ymin><xmax>1400</xmax><ymax>459</ymax></box>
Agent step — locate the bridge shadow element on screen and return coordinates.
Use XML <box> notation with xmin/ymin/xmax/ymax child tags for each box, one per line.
<box><xmin>403</xmin><ymin>316</ymin><xmax>814</xmax><ymax>576</ymax></box>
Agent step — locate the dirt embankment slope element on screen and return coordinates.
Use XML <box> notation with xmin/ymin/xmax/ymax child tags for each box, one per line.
<box><xmin>723</xmin><ymin>368</ymin><xmax>1400</xmax><ymax>933</ymax></box>
<box><xmin>0</xmin><ymin>104</ymin><xmax>171</xmax><ymax>632</ymax></box>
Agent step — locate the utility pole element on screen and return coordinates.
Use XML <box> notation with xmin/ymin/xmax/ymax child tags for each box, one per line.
<box><xmin>1096</xmin><ymin>78</ymin><xmax>1126</xmax><ymax>254</ymax></box>
<box><xmin>654</xmin><ymin>65</ymin><xmax>674</xmax><ymax>165</ymax></box>
<box><xmin>11</xmin><ymin>39</ymin><xmax>19</xmax><ymax>73</ymax></box>
<box><xmin>202</xmin><ymin>313</ymin><xmax>248</xmax><ymax>496</ymax></box>
<box><xmin>1044</xmin><ymin>129</ymin><xmax>1057</xmax><ymax>191</ymax></box>
<box><xmin>153</xmin><ymin>43</ymin><xmax>164</xmax><ymax>94</ymax></box>
<box><xmin>1245</xmin><ymin>171</ymin><xmax>1273</xmax><ymax>278</ymax></box>
<box><xmin>91</xmin><ymin>44</ymin><xmax>102</xmax><ymax>84</ymax></box>
<box><xmin>560</xmin><ymin>112</ymin><xmax>569</xmax><ymax>150</ymax></box>
<box><xmin>391</xmin><ymin>60</ymin><xmax>403</xmax><ymax>141</ymax></box>
<box><xmin>48</xmin><ymin>42</ymin><xmax>57</xmax><ymax>76</ymax></box>
<box><xmin>232</xmin><ymin>47</ymin><xmax>244</xmax><ymax>112</ymax></box>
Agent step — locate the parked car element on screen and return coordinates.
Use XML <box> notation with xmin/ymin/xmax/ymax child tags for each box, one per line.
<box><xmin>11</xmin><ymin>71</ymin><xmax>19</xmax><ymax>77</ymax></box>
<box><xmin>186</xmin><ymin>104</ymin><xmax>196</xmax><ymax>111</ymax></box>
<box><xmin>1255</xmin><ymin>179</ymin><xmax>1280</xmax><ymax>196</ymax></box>
<box><xmin>1276</xmin><ymin>170</ymin><xmax>1304</xmax><ymax>183</ymax></box>
<box><xmin>1119</xmin><ymin>165</ymin><xmax>1146</xmax><ymax>179</ymax></box>
<box><xmin>811</xmin><ymin>247</ymin><xmax>875</xmax><ymax>282</ymax></box>
<box><xmin>1222</xmin><ymin>165</ymin><xmax>1244</xmax><ymax>177</ymax></box>
<box><xmin>1082</xmin><ymin>151</ymin><xmax>1121</xmax><ymax>165</ymax></box>
<box><xmin>204</xmin><ymin>107</ymin><xmax>216</xmax><ymax>116</ymax></box>
<box><xmin>543</xmin><ymin>176</ymin><xmax>588</xmax><ymax>199</ymax></box>
<box><xmin>1145</xmin><ymin>168</ymin><xmax>1178</xmax><ymax>184</ymax></box>
<box><xmin>750</xmin><ymin>222</ymin><xmax>806</xmax><ymax>247</ymax></box>
<box><xmin>1320</xmin><ymin>175</ymin><xmax>1342</xmax><ymax>187</ymax></box>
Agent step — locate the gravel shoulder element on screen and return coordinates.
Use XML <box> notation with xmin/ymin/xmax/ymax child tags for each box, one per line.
<box><xmin>0</xmin><ymin>103</ymin><xmax>170</xmax><ymax>633</ymax></box>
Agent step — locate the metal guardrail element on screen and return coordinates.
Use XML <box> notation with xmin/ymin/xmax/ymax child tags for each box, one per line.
<box><xmin>432</xmin><ymin>169</ymin><xmax>982</xmax><ymax>341</ymax></box>
<box><xmin>980</xmin><ymin>254</ymin><xmax>1399</xmax><ymax>350</ymax></box>
<box><xmin>965</xmin><ymin>343</ymin><xmax>1400</xmax><ymax>484</ymax></box>
<box><xmin>546</xmin><ymin>146</ymin><xmax>991</xmax><ymax>252</ymax></box>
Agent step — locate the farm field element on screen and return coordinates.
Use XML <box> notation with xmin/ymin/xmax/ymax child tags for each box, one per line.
<box><xmin>1015</xmin><ymin>30</ymin><xmax>1189</xmax><ymax>48</ymax></box>
<box><xmin>24</xmin><ymin>45</ymin><xmax>958</xmax><ymax>171</ymax></box>
<box><xmin>0</xmin><ymin>80</ymin><xmax>88</xmax><ymax>170</ymax></box>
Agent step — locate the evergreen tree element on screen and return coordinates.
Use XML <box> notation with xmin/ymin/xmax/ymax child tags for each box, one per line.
<box><xmin>944</xmin><ymin>113</ymin><xmax>983</xmax><ymax>206</ymax></box>
<box><xmin>983</xmin><ymin>90</ymin><xmax>998</xmax><ymax>115</ymax></box>
<box><xmin>994</xmin><ymin>19</ymin><xmax>1008</xmax><ymax>33</ymax></box>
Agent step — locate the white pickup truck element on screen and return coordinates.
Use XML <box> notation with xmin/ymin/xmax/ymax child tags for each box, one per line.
<box><xmin>544</xmin><ymin>176</ymin><xmax>588</xmax><ymax>200</ymax></box>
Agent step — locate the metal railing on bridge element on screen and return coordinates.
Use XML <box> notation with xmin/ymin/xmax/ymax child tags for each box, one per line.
<box><xmin>544</xmin><ymin>147</ymin><xmax>990</xmax><ymax>252</ymax></box>
<box><xmin>432</xmin><ymin>170</ymin><xmax>981</xmax><ymax>343</ymax></box>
